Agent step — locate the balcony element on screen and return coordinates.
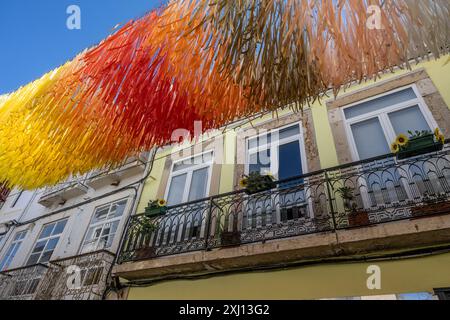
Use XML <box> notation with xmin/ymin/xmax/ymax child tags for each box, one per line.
<box><xmin>35</xmin><ymin>250</ymin><xmax>115</xmax><ymax>300</ymax></box>
<box><xmin>0</xmin><ymin>251</ymin><xmax>115</xmax><ymax>300</ymax></box>
<box><xmin>0</xmin><ymin>264</ymin><xmax>49</xmax><ymax>300</ymax></box>
<box><xmin>116</xmin><ymin>142</ymin><xmax>450</xmax><ymax>275</ymax></box>
<box><xmin>86</xmin><ymin>154</ymin><xmax>148</xmax><ymax>190</ymax></box>
<box><xmin>38</xmin><ymin>179</ymin><xmax>89</xmax><ymax>207</ymax></box>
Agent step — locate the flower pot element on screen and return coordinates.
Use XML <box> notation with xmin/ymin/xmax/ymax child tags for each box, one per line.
<box><xmin>135</xmin><ymin>247</ymin><xmax>157</xmax><ymax>260</ymax></box>
<box><xmin>347</xmin><ymin>211</ymin><xmax>370</xmax><ymax>227</ymax></box>
<box><xmin>411</xmin><ymin>200</ymin><xmax>450</xmax><ymax>218</ymax></box>
<box><xmin>145</xmin><ymin>206</ymin><xmax>167</xmax><ymax>217</ymax></box>
<box><xmin>397</xmin><ymin>134</ymin><xmax>443</xmax><ymax>160</ymax></box>
<box><xmin>220</xmin><ymin>231</ymin><xmax>241</xmax><ymax>246</ymax></box>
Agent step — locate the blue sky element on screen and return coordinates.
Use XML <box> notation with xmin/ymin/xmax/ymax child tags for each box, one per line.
<box><xmin>0</xmin><ymin>1</ymin><xmax>164</xmax><ymax>94</ymax></box>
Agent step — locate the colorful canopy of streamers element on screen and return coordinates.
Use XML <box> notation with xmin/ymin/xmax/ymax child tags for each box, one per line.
<box><xmin>1</xmin><ymin>0</ymin><xmax>449</xmax><ymax>189</ymax></box>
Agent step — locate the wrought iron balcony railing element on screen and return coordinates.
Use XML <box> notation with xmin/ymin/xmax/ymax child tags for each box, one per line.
<box><xmin>0</xmin><ymin>251</ymin><xmax>115</xmax><ymax>300</ymax></box>
<box><xmin>118</xmin><ymin>142</ymin><xmax>450</xmax><ymax>264</ymax></box>
<box><xmin>35</xmin><ymin>250</ymin><xmax>115</xmax><ymax>300</ymax></box>
<box><xmin>0</xmin><ymin>264</ymin><xmax>49</xmax><ymax>300</ymax></box>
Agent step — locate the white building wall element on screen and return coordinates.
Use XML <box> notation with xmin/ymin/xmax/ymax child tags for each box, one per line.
<box><xmin>0</xmin><ymin>159</ymin><xmax>149</xmax><ymax>272</ymax></box>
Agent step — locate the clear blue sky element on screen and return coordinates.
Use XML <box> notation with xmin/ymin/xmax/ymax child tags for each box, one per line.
<box><xmin>0</xmin><ymin>1</ymin><xmax>164</xmax><ymax>94</ymax></box>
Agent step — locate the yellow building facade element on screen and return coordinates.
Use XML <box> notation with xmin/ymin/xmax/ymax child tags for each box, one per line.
<box><xmin>112</xmin><ymin>55</ymin><xmax>450</xmax><ymax>300</ymax></box>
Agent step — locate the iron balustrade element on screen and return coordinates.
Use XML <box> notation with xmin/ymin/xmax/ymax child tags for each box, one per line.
<box><xmin>0</xmin><ymin>264</ymin><xmax>49</xmax><ymax>300</ymax></box>
<box><xmin>35</xmin><ymin>250</ymin><xmax>115</xmax><ymax>300</ymax></box>
<box><xmin>118</xmin><ymin>142</ymin><xmax>450</xmax><ymax>263</ymax></box>
<box><xmin>0</xmin><ymin>251</ymin><xmax>115</xmax><ymax>300</ymax></box>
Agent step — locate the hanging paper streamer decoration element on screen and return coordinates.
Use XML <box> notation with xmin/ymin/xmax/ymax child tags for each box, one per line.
<box><xmin>0</xmin><ymin>0</ymin><xmax>449</xmax><ymax>189</ymax></box>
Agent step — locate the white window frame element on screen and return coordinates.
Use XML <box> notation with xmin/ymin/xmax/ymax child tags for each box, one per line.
<box><xmin>79</xmin><ymin>199</ymin><xmax>128</xmax><ymax>254</ymax></box>
<box><xmin>26</xmin><ymin>219</ymin><xmax>68</xmax><ymax>266</ymax></box>
<box><xmin>245</xmin><ymin>122</ymin><xmax>309</xmax><ymax>179</ymax></box>
<box><xmin>341</xmin><ymin>84</ymin><xmax>439</xmax><ymax>162</ymax></box>
<box><xmin>164</xmin><ymin>150</ymin><xmax>214</xmax><ymax>205</ymax></box>
<box><xmin>243</xmin><ymin>122</ymin><xmax>312</xmax><ymax>223</ymax></box>
<box><xmin>0</xmin><ymin>230</ymin><xmax>27</xmax><ymax>271</ymax></box>
<box><xmin>341</xmin><ymin>84</ymin><xmax>441</xmax><ymax>209</ymax></box>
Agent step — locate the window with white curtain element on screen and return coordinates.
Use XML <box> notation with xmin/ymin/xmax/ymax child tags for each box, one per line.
<box><xmin>0</xmin><ymin>230</ymin><xmax>27</xmax><ymax>271</ymax></box>
<box><xmin>80</xmin><ymin>199</ymin><xmax>127</xmax><ymax>254</ymax></box>
<box><xmin>343</xmin><ymin>85</ymin><xmax>438</xmax><ymax>161</ymax></box>
<box><xmin>342</xmin><ymin>85</ymin><xmax>440</xmax><ymax>208</ymax></box>
<box><xmin>165</xmin><ymin>152</ymin><xmax>213</xmax><ymax>206</ymax></box>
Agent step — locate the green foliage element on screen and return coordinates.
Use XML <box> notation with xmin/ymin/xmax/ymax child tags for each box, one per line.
<box><xmin>407</xmin><ymin>130</ymin><xmax>432</xmax><ymax>139</ymax></box>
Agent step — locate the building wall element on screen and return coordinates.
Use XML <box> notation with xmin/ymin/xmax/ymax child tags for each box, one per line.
<box><xmin>136</xmin><ymin>55</ymin><xmax>450</xmax><ymax>213</ymax></box>
<box><xmin>0</xmin><ymin>163</ymin><xmax>147</xmax><ymax>272</ymax></box>
<box><xmin>127</xmin><ymin>251</ymin><xmax>450</xmax><ymax>300</ymax></box>
<box><xmin>125</xmin><ymin>55</ymin><xmax>450</xmax><ymax>299</ymax></box>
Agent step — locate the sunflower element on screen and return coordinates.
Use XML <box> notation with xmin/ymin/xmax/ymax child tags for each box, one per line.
<box><xmin>157</xmin><ymin>199</ymin><xmax>167</xmax><ymax>207</ymax></box>
<box><xmin>390</xmin><ymin>142</ymin><xmax>399</xmax><ymax>154</ymax></box>
<box><xmin>438</xmin><ymin>134</ymin><xmax>445</xmax><ymax>144</ymax></box>
<box><xmin>239</xmin><ymin>178</ymin><xmax>248</xmax><ymax>188</ymax></box>
<box><xmin>434</xmin><ymin>128</ymin><xmax>441</xmax><ymax>138</ymax></box>
<box><xmin>396</xmin><ymin>134</ymin><xmax>409</xmax><ymax>146</ymax></box>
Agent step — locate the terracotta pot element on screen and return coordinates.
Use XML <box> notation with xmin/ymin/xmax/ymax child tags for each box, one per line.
<box><xmin>135</xmin><ymin>247</ymin><xmax>157</xmax><ymax>260</ymax></box>
<box><xmin>411</xmin><ymin>201</ymin><xmax>450</xmax><ymax>217</ymax></box>
<box><xmin>347</xmin><ymin>211</ymin><xmax>370</xmax><ymax>227</ymax></box>
<box><xmin>220</xmin><ymin>231</ymin><xmax>241</xmax><ymax>246</ymax></box>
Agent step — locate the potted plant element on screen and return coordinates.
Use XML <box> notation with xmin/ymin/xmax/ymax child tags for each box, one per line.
<box><xmin>336</xmin><ymin>186</ymin><xmax>370</xmax><ymax>227</ymax></box>
<box><xmin>144</xmin><ymin>199</ymin><xmax>168</xmax><ymax>217</ymax></box>
<box><xmin>411</xmin><ymin>192</ymin><xmax>450</xmax><ymax>218</ymax></box>
<box><xmin>133</xmin><ymin>216</ymin><xmax>159</xmax><ymax>259</ymax></box>
<box><xmin>391</xmin><ymin>128</ymin><xmax>445</xmax><ymax>160</ymax></box>
<box><xmin>239</xmin><ymin>172</ymin><xmax>276</xmax><ymax>195</ymax></box>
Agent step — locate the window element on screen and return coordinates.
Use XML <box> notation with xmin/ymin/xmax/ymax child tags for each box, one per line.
<box><xmin>26</xmin><ymin>219</ymin><xmax>68</xmax><ymax>265</ymax></box>
<box><xmin>244</xmin><ymin>123</ymin><xmax>310</xmax><ymax>223</ymax></box>
<box><xmin>343</xmin><ymin>86</ymin><xmax>438</xmax><ymax>161</ymax></box>
<box><xmin>342</xmin><ymin>85</ymin><xmax>441</xmax><ymax>209</ymax></box>
<box><xmin>0</xmin><ymin>230</ymin><xmax>27</xmax><ymax>271</ymax></box>
<box><xmin>246</xmin><ymin>123</ymin><xmax>306</xmax><ymax>181</ymax></box>
<box><xmin>80</xmin><ymin>200</ymin><xmax>127</xmax><ymax>254</ymax></box>
<box><xmin>165</xmin><ymin>152</ymin><xmax>213</xmax><ymax>206</ymax></box>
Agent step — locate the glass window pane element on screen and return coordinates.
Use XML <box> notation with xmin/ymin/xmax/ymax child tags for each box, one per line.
<box><xmin>278</xmin><ymin>141</ymin><xmax>302</xmax><ymax>180</ymax></box>
<box><xmin>109</xmin><ymin>200</ymin><xmax>127</xmax><ymax>219</ymax></box>
<box><xmin>388</xmin><ymin>105</ymin><xmax>431</xmax><ymax>136</ymax></box>
<box><xmin>173</xmin><ymin>152</ymin><xmax>213</xmax><ymax>171</ymax></box>
<box><xmin>249</xmin><ymin>149</ymin><xmax>271</xmax><ymax>174</ymax></box>
<box><xmin>39</xmin><ymin>251</ymin><xmax>53</xmax><ymax>263</ymax></box>
<box><xmin>52</xmin><ymin>220</ymin><xmax>67</xmax><ymax>236</ymax></box>
<box><xmin>344</xmin><ymin>88</ymin><xmax>417</xmax><ymax>119</ymax></box>
<box><xmin>0</xmin><ymin>243</ymin><xmax>20</xmax><ymax>271</ymax></box>
<box><xmin>248</xmin><ymin>133</ymin><xmax>271</xmax><ymax>149</ymax></box>
<box><xmin>167</xmin><ymin>173</ymin><xmax>187</xmax><ymax>205</ymax></box>
<box><xmin>26</xmin><ymin>254</ymin><xmax>40</xmax><ymax>266</ymax></box>
<box><xmin>188</xmin><ymin>167</ymin><xmax>209</xmax><ymax>201</ymax></box>
<box><xmin>14</xmin><ymin>231</ymin><xmax>27</xmax><ymax>241</ymax></box>
<box><xmin>351</xmin><ymin>118</ymin><xmax>390</xmax><ymax>160</ymax></box>
<box><xmin>32</xmin><ymin>240</ymin><xmax>47</xmax><ymax>254</ymax></box>
<box><xmin>44</xmin><ymin>238</ymin><xmax>59</xmax><ymax>251</ymax></box>
<box><xmin>279</xmin><ymin>125</ymin><xmax>300</xmax><ymax>140</ymax></box>
<box><xmin>39</xmin><ymin>224</ymin><xmax>54</xmax><ymax>239</ymax></box>
<box><xmin>92</xmin><ymin>207</ymin><xmax>109</xmax><ymax>223</ymax></box>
